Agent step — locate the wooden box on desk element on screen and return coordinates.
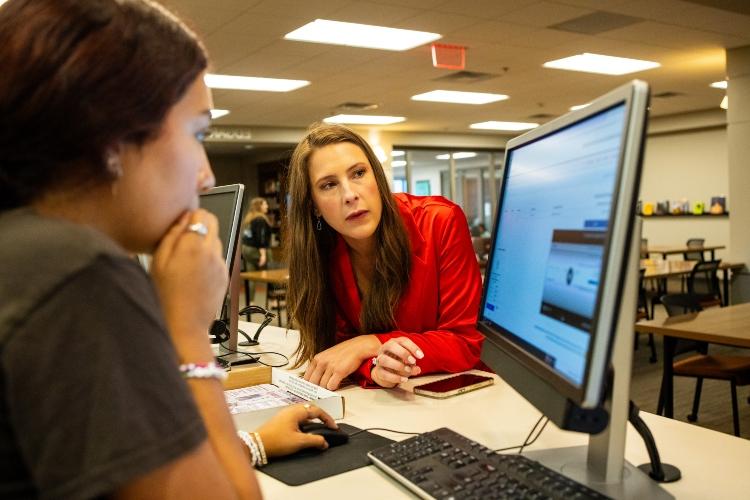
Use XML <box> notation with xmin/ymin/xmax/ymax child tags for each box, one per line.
<box><xmin>223</xmin><ymin>365</ymin><xmax>345</xmax><ymax>430</ymax></box>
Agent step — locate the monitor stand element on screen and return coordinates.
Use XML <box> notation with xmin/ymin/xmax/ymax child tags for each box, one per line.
<box><xmin>524</xmin><ymin>219</ymin><xmax>673</xmax><ymax>499</ymax></box>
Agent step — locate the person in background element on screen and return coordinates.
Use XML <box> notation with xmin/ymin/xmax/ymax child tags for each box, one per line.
<box><xmin>0</xmin><ymin>1</ymin><xmax>334</xmax><ymax>498</ymax></box>
<box><xmin>241</xmin><ymin>197</ymin><xmax>272</xmax><ymax>303</ymax></box>
<box><xmin>285</xmin><ymin>123</ymin><xmax>485</xmax><ymax>391</ymax></box>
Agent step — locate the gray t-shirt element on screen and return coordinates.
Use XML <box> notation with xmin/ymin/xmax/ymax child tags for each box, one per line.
<box><xmin>0</xmin><ymin>209</ymin><xmax>207</xmax><ymax>499</ymax></box>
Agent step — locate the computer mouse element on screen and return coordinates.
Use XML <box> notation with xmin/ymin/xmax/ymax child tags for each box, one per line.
<box><xmin>299</xmin><ymin>422</ymin><xmax>349</xmax><ymax>447</ymax></box>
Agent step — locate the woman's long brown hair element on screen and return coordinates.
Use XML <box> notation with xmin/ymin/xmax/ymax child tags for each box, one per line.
<box><xmin>285</xmin><ymin>123</ymin><xmax>412</xmax><ymax>367</ymax></box>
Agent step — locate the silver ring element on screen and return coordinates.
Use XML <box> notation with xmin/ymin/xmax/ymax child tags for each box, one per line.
<box><xmin>303</xmin><ymin>403</ymin><xmax>312</xmax><ymax>417</ymax></box>
<box><xmin>186</xmin><ymin>222</ymin><xmax>208</xmax><ymax>237</ymax></box>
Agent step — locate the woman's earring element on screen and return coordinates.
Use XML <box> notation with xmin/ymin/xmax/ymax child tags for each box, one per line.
<box><xmin>105</xmin><ymin>151</ymin><xmax>123</xmax><ymax>179</ymax></box>
<box><xmin>316</xmin><ymin>216</ymin><xmax>322</xmax><ymax>231</ymax></box>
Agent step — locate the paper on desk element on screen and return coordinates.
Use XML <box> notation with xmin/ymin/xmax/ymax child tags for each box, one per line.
<box><xmin>225</xmin><ymin>384</ymin><xmax>306</xmax><ymax>414</ymax></box>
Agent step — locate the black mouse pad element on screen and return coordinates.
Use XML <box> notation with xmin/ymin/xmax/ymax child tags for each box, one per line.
<box><xmin>259</xmin><ymin>423</ymin><xmax>394</xmax><ymax>486</ymax></box>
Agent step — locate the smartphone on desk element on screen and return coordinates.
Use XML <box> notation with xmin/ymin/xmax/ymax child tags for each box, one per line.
<box><xmin>413</xmin><ymin>373</ymin><xmax>494</xmax><ymax>399</ymax></box>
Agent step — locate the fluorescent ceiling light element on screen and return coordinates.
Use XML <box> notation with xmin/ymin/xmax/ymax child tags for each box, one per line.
<box><xmin>721</xmin><ymin>95</ymin><xmax>728</xmax><ymax>110</ymax></box>
<box><xmin>569</xmin><ymin>103</ymin><xmax>590</xmax><ymax>111</ymax></box>
<box><xmin>391</xmin><ymin>150</ymin><xmax>405</xmax><ymax>157</ymax></box>
<box><xmin>391</xmin><ymin>160</ymin><xmax>407</xmax><ymax>168</ymax></box>
<box><xmin>436</xmin><ymin>152</ymin><xmax>477</xmax><ymax>160</ymax></box>
<box><xmin>210</xmin><ymin>109</ymin><xmax>230</xmax><ymax>119</ymax></box>
<box><xmin>710</xmin><ymin>80</ymin><xmax>728</xmax><ymax>89</ymax></box>
<box><xmin>204</xmin><ymin>74</ymin><xmax>309</xmax><ymax>92</ymax></box>
<box><xmin>470</xmin><ymin>121</ymin><xmax>539</xmax><ymax>131</ymax></box>
<box><xmin>411</xmin><ymin>90</ymin><xmax>508</xmax><ymax>105</ymax></box>
<box><xmin>323</xmin><ymin>114</ymin><xmax>405</xmax><ymax>125</ymax></box>
<box><xmin>543</xmin><ymin>53</ymin><xmax>660</xmax><ymax>75</ymax></box>
<box><xmin>285</xmin><ymin>19</ymin><xmax>441</xmax><ymax>51</ymax></box>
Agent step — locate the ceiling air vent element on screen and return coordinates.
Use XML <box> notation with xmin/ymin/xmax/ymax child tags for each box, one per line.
<box><xmin>653</xmin><ymin>91</ymin><xmax>685</xmax><ymax>99</ymax></box>
<box><xmin>548</xmin><ymin>11</ymin><xmax>643</xmax><ymax>35</ymax></box>
<box><xmin>433</xmin><ymin>70</ymin><xmax>497</xmax><ymax>83</ymax></box>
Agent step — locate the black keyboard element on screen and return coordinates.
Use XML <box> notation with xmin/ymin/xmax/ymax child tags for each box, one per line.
<box><xmin>367</xmin><ymin>428</ymin><xmax>611</xmax><ymax>500</ymax></box>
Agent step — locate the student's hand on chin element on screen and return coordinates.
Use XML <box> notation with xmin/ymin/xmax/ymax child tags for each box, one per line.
<box><xmin>151</xmin><ymin>210</ymin><xmax>227</xmax><ymax>353</ymax></box>
<box><xmin>303</xmin><ymin>336</ymin><xmax>380</xmax><ymax>390</ymax></box>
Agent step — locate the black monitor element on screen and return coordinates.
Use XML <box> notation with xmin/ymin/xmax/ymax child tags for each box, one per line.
<box><xmin>478</xmin><ymin>81</ymin><xmax>649</xmax><ymax>432</ymax></box>
<box><xmin>199</xmin><ymin>184</ymin><xmax>244</xmax><ymax>348</ymax></box>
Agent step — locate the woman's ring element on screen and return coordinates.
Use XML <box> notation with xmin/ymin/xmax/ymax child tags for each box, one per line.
<box><xmin>303</xmin><ymin>403</ymin><xmax>312</xmax><ymax>417</ymax></box>
<box><xmin>186</xmin><ymin>222</ymin><xmax>208</xmax><ymax>236</ymax></box>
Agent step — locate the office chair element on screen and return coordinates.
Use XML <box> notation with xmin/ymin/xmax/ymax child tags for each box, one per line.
<box><xmin>657</xmin><ymin>293</ymin><xmax>750</xmax><ymax>436</ymax></box>
<box><xmin>683</xmin><ymin>238</ymin><xmax>705</xmax><ymax>262</ymax></box>
<box><xmin>635</xmin><ymin>268</ymin><xmax>657</xmax><ymax>363</ymax></box>
<box><xmin>687</xmin><ymin>259</ymin><xmax>722</xmax><ymax>309</ymax></box>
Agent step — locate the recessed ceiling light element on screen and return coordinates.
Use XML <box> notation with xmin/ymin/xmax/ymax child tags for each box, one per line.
<box><xmin>543</xmin><ymin>53</ymin><xmax>660</xmax><ymax>75</ymax></box>
<box><xmin>710</xmin><ymin>80</ymin><xmax>728</xmax><ymax>89</ymax></box>
<box><xmin>411</xmin><ymin>90</ymin><xmax>508</xmax><ymax>105</ymax></box>
<box><xmin>210</xmin><ymin>109</ymin><xmax>230</xmax><ymax>119</ymax></box>
<box><xmin>285</xmin><ymin>19</ymin><xmax>441</xmax><ymax>51</ymax></box>
<box><xmin>323</xmin><ymin>114</ymin><xmax>406</xmax><ymax>125</ymax></box>
<box><xmin>204</xmin><ymin>74</ymin><xmax>309</xmax><ymax>92</ymax></box>
<box><xmin>391</xmin><ymin>160</ymin><xmax>407</xmax><ymax>167</ymax></box>
<box><xmin>569</xmin><ymin>103</ymin><xmax>590</xmax><ymax>111</ymax></box>
<box><xmin>436</xmin><ymin>152</ymin><xmax>477</xmax><ymax>160</ymax></box>
<box><xmin>721</xmin><ymin>95</ymin><xmax>728</xmax><ymax>110</ymax></box>
<box><xmin>470</xmin><ymin>121</ymin><xmax>539</xmax><ymax>131</ymax></box>
<box><xmin>392</xmin><ymin>150</ymin><xmax>405</xmax><ymax>157</ymax></box>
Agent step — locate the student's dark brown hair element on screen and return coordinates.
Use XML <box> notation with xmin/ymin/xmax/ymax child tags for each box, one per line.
<box><xmin>0</xmin><ymin>0</ymin><xmax>208</xmax><ymax>209</ymax></box>
<box><xmin>285</xmin><ymin>123</ymin><xmax>412</xmax><ymax>366</ymax></box>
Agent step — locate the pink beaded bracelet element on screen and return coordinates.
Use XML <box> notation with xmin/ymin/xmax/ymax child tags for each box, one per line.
<box><xmin>178</xmin><ymin>362</ymin><xmax>227</xmax><ymax>381</ymax></box>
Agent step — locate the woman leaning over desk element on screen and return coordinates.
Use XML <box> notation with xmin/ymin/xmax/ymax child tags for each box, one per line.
<box><xmin>286</xmin><ymin>124</ymin><xmax>485</xmax><ymax>391</ymax></box>
<box><xmin>0</xmin><ymin>1</ymin><xmax>335</xmax><ymax>499</ymax></box>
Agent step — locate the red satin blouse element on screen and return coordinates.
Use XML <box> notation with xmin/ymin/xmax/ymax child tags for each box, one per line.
<box><xmin>329</xmin><ymin>193</ymin><xmax>486</xmax><ymax>386</ymax></box>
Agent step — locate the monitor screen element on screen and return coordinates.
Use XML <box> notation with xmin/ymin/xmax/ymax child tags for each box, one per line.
<box><xmin>199</xmin><ymin>184</ymin><xmax>245</xmax><ymax>271</ymax></box>
<box><xmin>478</xmin><ymin>81</ymin><xmax>648</xmax><ymax>410</ymax></box>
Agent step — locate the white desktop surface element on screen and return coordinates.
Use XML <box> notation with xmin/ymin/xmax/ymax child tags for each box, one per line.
<box><xmin>236</xmin><ymin>322</ymin><xmax>750</xmax><ymax>499</ymax></box>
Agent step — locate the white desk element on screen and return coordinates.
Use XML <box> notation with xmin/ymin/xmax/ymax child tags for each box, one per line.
<box><xmin>237</xmin><ymin>322</ymin><xmax>750</xmax><ymax>499</ymax></box>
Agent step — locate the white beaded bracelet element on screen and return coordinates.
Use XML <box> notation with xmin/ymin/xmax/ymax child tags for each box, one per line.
<box><xmin>238</xmin><ymin>430</ymin><xmax>261</xmax><ymax>467</ymax></box>
<box><xmin>179</xmin><ymin>362</ymin><xmax>227</xmax><ymax>381</ymax></box>
<box><xmin>252</xmin><ymin>431</ymin><xmax>268</xmax><ymax>466</ymax></box>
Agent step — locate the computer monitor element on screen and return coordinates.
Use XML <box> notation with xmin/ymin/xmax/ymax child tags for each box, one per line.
<box><xmin>199</xmin><ymin>184</ymin><xmax>245</xmax><ymax>349</ymax></box>
<box><xmin>199</xmin><ymin>184</ymin><xmax>245</xmax><ymax>272</ymax></box>
<box><xmin>478</xmin><ymin>81</ymin><xmax>649</xmax><ymax>432</ymax></box>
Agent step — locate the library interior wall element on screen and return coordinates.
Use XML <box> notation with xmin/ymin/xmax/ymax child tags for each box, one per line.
<box><xmin>639</xmin><ymin>126</ymin><xmax>729</xmax><ymax>252</ymax></box>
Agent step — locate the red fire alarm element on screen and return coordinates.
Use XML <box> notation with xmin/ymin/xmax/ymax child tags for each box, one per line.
<box><xmin>431</xmin><ymin>43</ymin><xmax>466</xmax><ymax>70</ymax></box>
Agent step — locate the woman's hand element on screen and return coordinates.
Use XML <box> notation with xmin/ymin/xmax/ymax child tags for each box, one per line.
<box><xmin>371</xmin><ymin>337</ymin><xmax>424</xmax><ymax>388</ymax></box>
<box><xmin>256</xmin><ymin>404</ymin><xmax>338</xmax><ymax>457</ymax></box>
<box><xmin>304</xmin><ymin>335</ymin><xmax>380</xmax><ymax>390</ymax></box>
<box><xmin>151</xmin><ymin>210</ymin><xmax>228</xmax><ymax>361</ymax></box>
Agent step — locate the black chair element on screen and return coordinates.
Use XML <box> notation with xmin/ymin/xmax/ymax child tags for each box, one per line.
<box><xmin>635</xmin><ymin>268</ymin><xmax>657</xmax><ymax>363</ymax></box>
<box><xmin>687</xmin><ymin>260</ymin><xmax>722</xmax><ymax>309</ymax></box>
<box><xmin>657</xmin><ymin>293</ymin><xmax>750</xmax><ymax>436</ymax></box>
<box><xmin>640</xmin><ymin>237</ymin><xmax>649</xmax><ymax>259</ymax></box>
<box><xmin>683</xmin><ymin>238</ymin><xmax>705</xmax><ymax>262</ymax></box>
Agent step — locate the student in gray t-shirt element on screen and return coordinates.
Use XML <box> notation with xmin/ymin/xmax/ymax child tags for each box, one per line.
<box><xmin>0</xmin><ymin>1</ymin><xmax>338</xmax><ymax>499</ymax></box>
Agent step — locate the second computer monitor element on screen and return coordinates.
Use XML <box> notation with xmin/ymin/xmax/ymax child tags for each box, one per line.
<box><xmin>478</xmin><ymin>81</ymin><xmax>649</xmax><ymax>427</ymax></box>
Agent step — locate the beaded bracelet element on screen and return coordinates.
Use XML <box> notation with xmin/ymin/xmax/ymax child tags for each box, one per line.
<box><xmin>252</xmin><ymin>432</ymin><xmax>268</xmax><ymax>466</ymax></box>
<box><xmin>178</xmin><ymin>362</ymin><xmax>227</xmax><ymax>381</ymax></box>
<box><xmin>237</xmin><ymin>431</ymin><xmax>268</xmax><ymax>467</ymax></box>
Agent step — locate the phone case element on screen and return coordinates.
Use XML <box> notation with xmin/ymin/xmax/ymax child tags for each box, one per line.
<box><xmin>413</xmin><ymin>377</ymin><xmax>494</xmax><ymax>399</ymax></box>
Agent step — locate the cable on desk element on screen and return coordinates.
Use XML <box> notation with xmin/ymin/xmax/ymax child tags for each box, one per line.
<box><xmin>218</xmin><ymin>341</ymin><xmax>290</xmax><ymax>368</ymax></box>
<box><xmin>348</xmin><ymin>427</ymin><xmax>422</xmax><ymax>438</ymax></box>
<box><xmin>493</xmin><ymin>415</ymin><xmax>549</xmax><ymax>453</ymax></box>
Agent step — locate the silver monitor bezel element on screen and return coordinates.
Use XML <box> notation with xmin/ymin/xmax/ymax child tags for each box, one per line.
<box><xmin>199</xmin><ymin>183</ymin><xmax>245</xmax><ymax>271</ymax></box>
<box><xmin>478</xmin><ymin>80</ymin><xmax>649</xmax><ymax>408</ymax></box>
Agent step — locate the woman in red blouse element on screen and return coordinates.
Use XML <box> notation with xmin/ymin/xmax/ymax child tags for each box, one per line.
<box><xmin>286</xmin><ymin>123</ymin><xmax>485</xmax><ymax>390</ymax></box>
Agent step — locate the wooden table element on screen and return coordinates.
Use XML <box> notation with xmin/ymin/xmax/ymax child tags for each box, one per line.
<box><xmin>641</xmin><ymin>259</ymin><xmax>745</xmax><ymax>306</ymax></box>
<box><xmin>635</xmin><ymin>302</ymin><xmax>750</xmax><ymax>418</ymax></box>
<box><xmin>240</xmin><ymin>268</ymin><xmax>289</xmax><ymax>285</ymax></box>
<box><xmin>646</xmin><ymin>244</ymin><xmax>725</xmax><ymax>260</ymax></box>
